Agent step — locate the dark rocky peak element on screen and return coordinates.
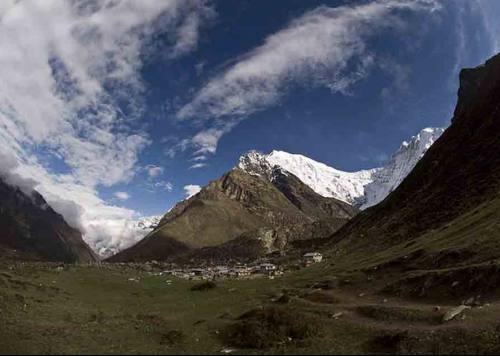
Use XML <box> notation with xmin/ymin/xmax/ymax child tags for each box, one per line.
<box><xmin>0</xmin><ymin>177</ymin><xmax>97</xmax><ymax>263</ymax></box>
<box><xmin>454</xmin><ymin>53</ymin><xmax>500</xmax><ymax>121</ymax></box>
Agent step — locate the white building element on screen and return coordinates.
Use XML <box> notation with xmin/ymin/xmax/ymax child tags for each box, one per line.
<box><xmin>259</xmin><ymin>263</ymin><xmax>277</xmax><ymax>275</ymax></box>
<box><xmin>303</xmin><ymin>252</ymin><xmax>323</xmax><ymax>265</ymax></box>
<box><xmin>230</xmin><ymin>265</ymin><xmax>251</xmax><ymax>278</ymax></box>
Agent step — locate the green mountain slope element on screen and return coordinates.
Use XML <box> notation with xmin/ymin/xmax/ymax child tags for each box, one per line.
<box><xmin>109</xmin><ymin>167</ymin><xmax>357</xmax><ymax>262</ymax></box>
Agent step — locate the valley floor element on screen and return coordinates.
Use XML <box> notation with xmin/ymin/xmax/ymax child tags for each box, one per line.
<box><xmin>2</xmin><ymin>260</ymin><xmax>500</xmax><ymax>355</ymax></box>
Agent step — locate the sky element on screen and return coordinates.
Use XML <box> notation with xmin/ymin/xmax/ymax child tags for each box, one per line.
<box><xmin>0</xmin><ymin>0</ymin><xmax>499</xmax><ymax>256</ymax></box>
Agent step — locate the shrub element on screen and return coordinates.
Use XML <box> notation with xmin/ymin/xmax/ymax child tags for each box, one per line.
<box><xmin>135</xmin><ymin>314</ymin><xmax>185</xmax><ymax>346</ymax></box>
<box><xmin>88</xmin><ymin>310</ymin><xmax>105</xmax><ymax>323</ymax></box>
<box><xmin>223</xmin><ymin>306</ymin><xmax>322</xmax><ymax>349</ymax></box>
<box><xmin>190</xmin><ymin>281</ymin><xmax>216</xmax><ymax>291</ymax></box>
<box><xmin>275</xmin><ymin>294</ymin><xmax>291</xmax><ymax>304</ymax></box>
<box><xmin>159</xmin><ymin>330</ymin><xmax>185</xmax><ymax>346</ymax></box>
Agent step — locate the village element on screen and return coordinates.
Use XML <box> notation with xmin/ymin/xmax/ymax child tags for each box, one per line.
<box><xmin>154</xmin><ymin>252</ymin><xmax>324</xmax><ymax>281</ymax></box>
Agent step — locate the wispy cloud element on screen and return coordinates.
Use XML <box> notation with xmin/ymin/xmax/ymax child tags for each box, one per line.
<box><xmin>192</xmin><ymin>155</ymin><xmax>208</xmax><ymax>162</ymax></box>
<box><xmin>0</xmin><ymin>0</ymin><xmax>214</xmax><ymax>255</ymax></box>
<box><xmin>379</xmin><ymin>57</ymin><xmax>411</xmax><ymax>110</ymax></box>
<box><xmin>169</xmin><ymin>4</ymin><xmax>216</xmax><ymax>58</ymax></box>
<box><xmin>452</xmin><ymin>2</ymin><xmax>468</xmax><ymax>78</ymax></box>
<box><xmin>191</xmin><ymin>120</ymin><xmax>240</xmax><ymax>155</ymax></box>
<box><xmin>114</xmin><ymin>192</ymin><xmax>130</xmax><ymax>201</ymax></box>
<box><xmin>474</xmin><ymin>0</ymin><xmax>500</xmax><ymax>54</ymax></box>
<box><xmin>447</xmin><ymin>1</ymin><xmax>500</xmax><ymax>91</ymax></box>
<box><xmin>149</xmin><ymin>180</ymin><xmax>174</xmax><ymax>192</ymax></box>
<box><xmin>176</xmin><ymin>0</ymin><xmax>441</xmax><ymax>155</ymax></box>
<box><xmin>189</xmin><ymin>163</ymin><xmax>208</xmax><ymax>169</ymax></box>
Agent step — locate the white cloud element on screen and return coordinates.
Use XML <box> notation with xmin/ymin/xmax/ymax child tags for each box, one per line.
<box><xmin>189</xmin><ymin>163</ymin><xmax>208</xmax><ymax>169</ymax></box>
<box><xmin>184</xmin><ymin>184</ymin><xmax>202</xmax><ymax>198</ymax></box>
<box><xmin>1</xmin><ymin>152</ymin><xmax>176</xmax><ymax>256</ymax></box>
<box><xmin>145</xmin><ymin>165</ymin><xmax>164</xmax><ymax>178</ymax></box>
<box><xmin>177</xmin><ymin>0</ymin><xmax>441</xmax><ymax>155</ymax></box>
<box><xmin>114</xmin><ymin>191</ymin><xmax>130</xmax><ymax>201</ymax></box>
<box><xmin>0</xmin><ymin>150</ymin><xmax>38</xmax><ymax>195</ymax></box>
<box><xmin>0</xmin><ymin>0</ymin><xmax>214</xmax><ymax>256</ymax></box>
<box><xmin>0</xmin><ymin>152</ymin><xmax>145</xmax><ymax>255</ymax></box>
<box><xmin>0</xmin><ymin>148</ymin><xmax>177</xmax><ymax>256</ymax></box>
<box><xmin>191</xmin><ymin>121</ymin><xmax>240</xmax><ymax>154</ymax></box>
<box><xmin>192</xmin><ymin>155</ymin><xmax>208</xmax><ymax>161</ymax></box>
<box><xmin>142</xmin><ymin>164</ymin><xmax>172</xmax><ymax>192</ymax></box>
<box><xmin>151</xmin><ymin>180</ymin><xmax>174</xmax><ymax>192</ymax></box>
<box><xmin>170</xmin><ymin>4</ymin><xmax>216</xmax><ymax>58</ymax></box>
<box><xmin>0</xmin><ymin>0</ymin><xmax>213</xmax><ymax>187</ymax></box>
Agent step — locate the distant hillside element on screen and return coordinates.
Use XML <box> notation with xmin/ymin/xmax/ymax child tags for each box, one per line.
<box><xmin>0</xmin><ymin>178</ymin><xmax>97</xmax><ymax>263</ymax></box>
<box><xmin>329</xmin><ymin>53</ymin><xmax>500</xmax><ymax>274</ymax></box>
<box><xmin>109</xmin><ymin>166</ymin><xmax>357</xmax><ymax>262</ymax></box>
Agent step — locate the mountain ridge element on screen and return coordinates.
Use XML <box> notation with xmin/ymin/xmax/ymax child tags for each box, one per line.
<box><xmin>108</xmin><ymin>165</ymin><xmax>357</xmax><ymax>262</ymax></box>
<box><xmin>238</xmin><ymin>127</ymin><xmax>444</xmax><ymax>209</ymax></box>
<box><xmin>0</xmin><ymin>177</ymin><xmax>97</xmax><ymax>263</ymax></box>
<box><xmin>328</xmin><ymin>52</ymin><xmax>500</xmax><ymax>272</ymax></box>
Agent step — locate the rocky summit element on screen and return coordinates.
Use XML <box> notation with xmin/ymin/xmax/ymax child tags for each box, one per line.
<box><xmin>109</xmin><ymin>165</ymin><xmax>357</xmax><ymax>262</ymax></box>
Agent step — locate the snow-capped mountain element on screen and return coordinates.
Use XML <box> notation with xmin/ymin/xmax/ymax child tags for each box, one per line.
<box><xmin>362</xmin><ymin>127</ymin><xmax>444</xmax><ymax>209</ymax></box>
<box><xmin>238</xmin><ymin>127</ymin><xmax>444</xmax><ymax>210</ymax></box>
<box><xmin>97</xmin><ymin>215</ymin><xmax>162</xmax><ymax>258</ymax></box>
<box><xmin>135</xmin><ymin>215</ymin><xmax>162</xmax><ymax>231</ymax></box>
<box><xmin>238</xmin><ymin>149</ymin><xmax>376</xmax><ymax>203</ymax></box>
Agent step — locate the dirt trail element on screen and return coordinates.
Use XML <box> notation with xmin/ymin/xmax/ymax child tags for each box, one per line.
<box><xmin>300</xmin><ymin>279</ymin><xmax>500</xmax><ymax>333</ymax></box>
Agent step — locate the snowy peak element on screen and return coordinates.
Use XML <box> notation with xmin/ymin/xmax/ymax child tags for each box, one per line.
<box><xmin>238</xmin><ymin>149</ymin><xmax>374</xmax><ymax>205</ymax></box>
<box><xmin>238</xmin><ymin>127</ymin><xmax>444</xmax><ymax>209</ymax></box>
<box><xmin>136</xmin><ymin>215</ymin><xmax>162</xmax><ymax>231</ymax></box>
<box><xmin>361</xmin><ymin>127</ymin><xmax>444</xmax><ymax>209</ymax></box>
<box><xmin>266</xmin><ymin>150</ymin><xmax>375</xmax><ymax>205</ymax></box>
<box><xmin>394</xmin><ymin>127</ymin><xmax>443</xmax><ymax>159</ymax></box>
<box><xmin>237</xmin><ymin>150</ymin><xmax>274</xmax><ymax>178</ymax></box>
<box><xmin>98</xmin><ymin>215</ymin><xmax>162</xmax><ymax>258</ymax></box>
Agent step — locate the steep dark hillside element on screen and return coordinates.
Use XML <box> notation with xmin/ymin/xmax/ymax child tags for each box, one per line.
<box><xmin>109</xmin><ymin>167</ymin><xmax>357</xmax><ymax>262</ymax></box>
<box><xmin>330</xmin><ymin>53</ymin><xmax>500</xmax><ymax>271</ymax></box>
<box><xmin>0</xmin><ymin>178</ymin><xmax>97</xmax><ymax>263</ymax></box>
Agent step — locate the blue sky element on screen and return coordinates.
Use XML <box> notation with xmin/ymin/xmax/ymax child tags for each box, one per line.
<box><xmin>0</xmin><ymin>0</ymin><xmax>499</xmax><ymax>254</ymax></box>
<box><xmin>120</xmin><ymin>0</ymin><xmax>499</xmax><ymax>215</ymax></box>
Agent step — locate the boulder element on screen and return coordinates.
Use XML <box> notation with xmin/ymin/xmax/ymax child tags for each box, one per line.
<box><xmin>442</xmin><ymin>305</ymin><xmax>470</xmax><ymax>322</ymax></box>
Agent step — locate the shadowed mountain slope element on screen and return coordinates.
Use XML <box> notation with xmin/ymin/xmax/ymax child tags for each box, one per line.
<box><xmin>0</xmin><ymin>178</ymin><xmax>97</xmax><ymax>263</ymax></box>
<box><xmin>329</xmin><ymin>53</ymin><xmax>500</xmax><ymax>272</ymax></box>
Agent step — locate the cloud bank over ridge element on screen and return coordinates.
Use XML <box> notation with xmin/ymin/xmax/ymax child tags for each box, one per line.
<box><xmin>0</xmin><ymin>0</ymin><xmax>214</xmax><ymax>255</ymax></box>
